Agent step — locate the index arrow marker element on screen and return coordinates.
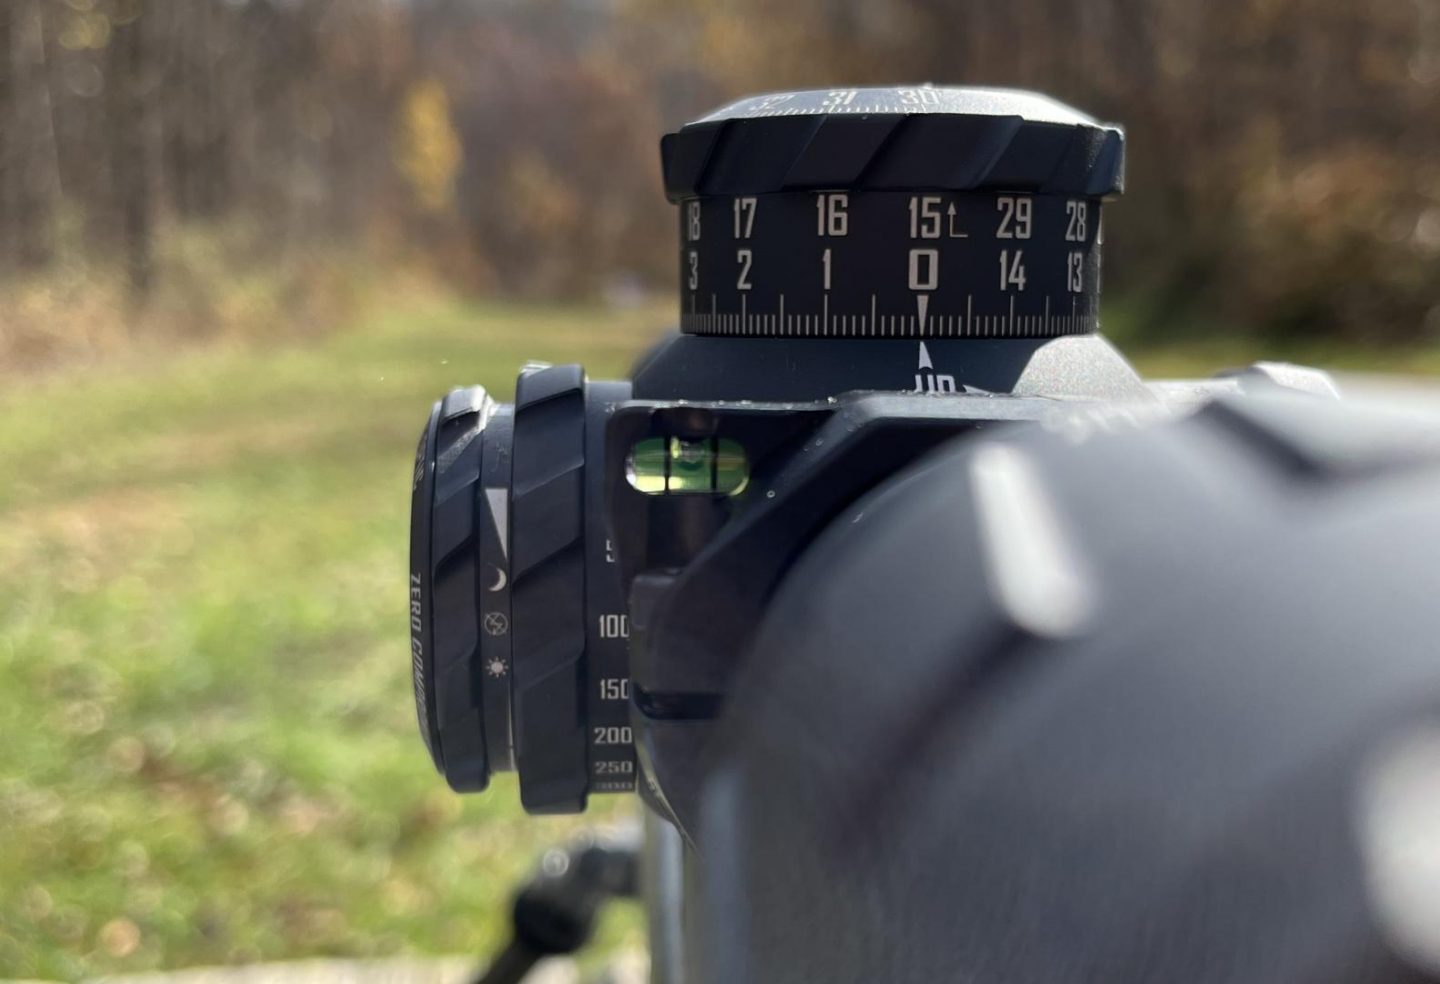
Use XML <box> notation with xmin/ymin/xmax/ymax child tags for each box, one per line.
<box><xmin>486</xmin><ymin>488</ymin><xmax>508</xmax><ymax>559</ymax></box>
<box><xmin>947</xmin><ymin>203</ymin><xmax>968</xmax><ymax>238</ymax></box>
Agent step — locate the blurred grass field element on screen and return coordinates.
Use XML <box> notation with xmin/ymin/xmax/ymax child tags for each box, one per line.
<box><xmin>0</xmin><ymin>300</ymin><xmax>661</xmax><ymax>980</ymax></box>
<box><xmin>1</xmin><ymin>298</ymin><xmax>1436</xmax><ymax>979</ymax></box>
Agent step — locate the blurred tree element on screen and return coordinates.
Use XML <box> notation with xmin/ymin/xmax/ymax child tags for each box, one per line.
<box><xmin>398</xmin><ymin>78</ymin><xmax>463</xmax><ymax>214</ymax></box>
<box><xmin>105</xmin><ymin>0</ymin><xmax>154</xmax><ymax>300</ymax></box>
<box><xmin>0</xmin><ymin>0</ymin><xmax>59</xmax><ymax>273</ymax></box>
<box><xmin>0</xmin><ymin>0</ymin><xmax>1437</xmax><ymax>353</ymax></box>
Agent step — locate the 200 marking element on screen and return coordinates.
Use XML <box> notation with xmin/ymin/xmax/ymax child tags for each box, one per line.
<box><xmin>593</xmin><ymin>726</ymin><xmax>632</xmax><ymax>745</ymax></box>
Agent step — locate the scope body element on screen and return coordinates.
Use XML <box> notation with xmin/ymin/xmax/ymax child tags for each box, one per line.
<box><xmin>405</xmin><ymin>85</ymin><xmax>1341</xmax><ymax>820</ymax></box>
<box><xmin>406</xmin><ymin>84</ymin><xmax>1440</xmax><ymax>984</ymax></box>
<box><xmin>410</xmin><ymin>84</ymin><xmax>1149</xmax><ymax>814</ymax></box>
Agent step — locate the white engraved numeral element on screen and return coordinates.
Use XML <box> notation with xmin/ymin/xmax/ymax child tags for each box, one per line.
<box><xmin>816</xmin><ymin>193</ymin><xmax>849</xmax><ymax>236</ymax></box>
<box><xmin>908</xmin><ymin>248</ymin><xmax>939</xmax><ymax>291</ymax></box>
<box><xmin>733</xmin><ymin>196</ymin><xmax>757</xmax><ymax>239</ymax></box>
<box><xmin>593</xmin><ymin>726</ymin><xmax>632</xmax><ymax>745</ymax></box>
<box><xmin>1065</xmin><ymin>200</ymin><xmax>1089</xmax><ymax>242</ymax></box>
<box><xmin>999</xmin><ymin>249</ymin><xmax>1027</xmax><ymax>291</ymax></box>
<box><xmin>736</xmin><ymin>249</ymin><xmax>753</xmax><ymax>291</ymax></box>
<box><xmin>909</xmin><ymin>195</ymin><xmax>943</xmax><ymax>239</ymax></box>
<box><xmin>996</xmin><ymin>196</ymin><xmax>1033</xmax><ymax>239</ymax></box>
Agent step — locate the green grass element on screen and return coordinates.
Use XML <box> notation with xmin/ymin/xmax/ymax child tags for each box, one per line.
<box><xmin>1</xmin><ymin>296</ymin><xmax>1435</xmax><ymax>979</ymax></box>
<box><xmin>0</xmin><ymin>299</ymin><xmax>663</xmax><ymax>980</ymax></box>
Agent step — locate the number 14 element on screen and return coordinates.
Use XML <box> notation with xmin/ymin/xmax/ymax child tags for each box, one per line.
<box><xmin>999</xmin><ymin>250</ymin><xmax>1026</xmax><ymax>291</ymax></box>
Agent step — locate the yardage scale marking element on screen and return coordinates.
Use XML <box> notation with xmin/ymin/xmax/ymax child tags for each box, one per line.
<box><xmin>693</xmin><ymin>299</ymin><xmax>1085</xmax><ymax>338</ymax></box>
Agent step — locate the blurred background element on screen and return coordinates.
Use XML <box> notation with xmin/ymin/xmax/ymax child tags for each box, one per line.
<box><xmin>1</xmin><ymin>0</ymin><xmax>1438</xmax><ymax>979</ymax></box>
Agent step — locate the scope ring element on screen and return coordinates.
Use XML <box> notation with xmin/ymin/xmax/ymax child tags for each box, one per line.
<box><xmin>510</xmin><ymin>364</ymin><xmax>591</xmax><ymax>814</ymax></box>
<box><xmin>414</xmin><ymin>385</ymin><xmax>497</xmax><ymax>792</ymax></box>
<box><xmin>662</xmin><ymin>88</ymin><xmax>1124</xmax><ymax>201</ymax></box>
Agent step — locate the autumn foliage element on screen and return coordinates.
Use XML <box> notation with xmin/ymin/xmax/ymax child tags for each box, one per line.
<box><xmin>1</xmin><ymin>0</ymin><xmax>1437</xmax><ymax>365</ymax></box>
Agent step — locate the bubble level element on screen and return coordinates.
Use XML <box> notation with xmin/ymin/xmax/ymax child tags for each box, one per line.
<box><xmin>627</xmin><ymin>438</ymin><xmax>749</xmax><ymax>495</ymax></box>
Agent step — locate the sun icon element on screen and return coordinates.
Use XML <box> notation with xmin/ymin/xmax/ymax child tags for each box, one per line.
<box><xmin>486</xmin><ymin>658</ymin><xmax>508</xmax><ymax>678</ymax></box>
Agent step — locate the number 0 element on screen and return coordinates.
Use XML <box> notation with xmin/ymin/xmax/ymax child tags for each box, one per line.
<box><xmin>908</xmin><ymin>249</ymin><xmax>938</xmax><ymax>291</ymax></box>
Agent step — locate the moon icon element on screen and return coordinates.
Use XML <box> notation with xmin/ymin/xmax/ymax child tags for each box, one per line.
<box><xmin>487</xmin><ymin>565</ymin><xmax>508</xmax><ymax>592</ymax></box>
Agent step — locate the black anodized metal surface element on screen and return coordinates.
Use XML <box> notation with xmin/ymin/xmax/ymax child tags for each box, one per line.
<box><xmin>478</xmin><ymin>405</ymin><xmax>515</xmax><ymax>773</ymax></box>
<box><xmin>584</xmin><ymin>380</ymin><xmax>638</xmax><ymax>794</ymax></box>
<box><xmin>510</xmin><ymin>366</ymin><xmax>590</xmax><ymax>813</ymax></box>
<box><xmin>678</xmin><ymin>190</ymin><xmax>1102</xmax><ymax>338</ymax></box>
